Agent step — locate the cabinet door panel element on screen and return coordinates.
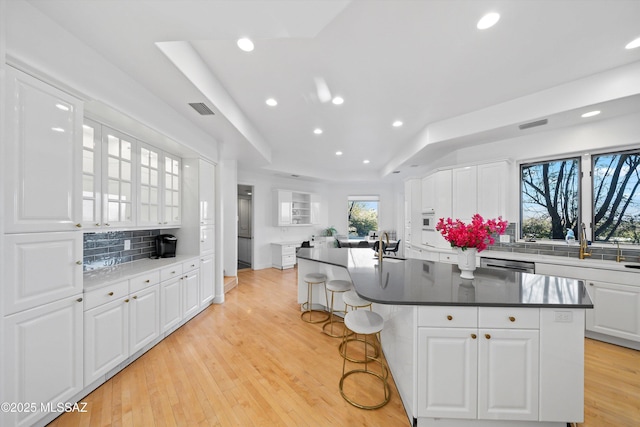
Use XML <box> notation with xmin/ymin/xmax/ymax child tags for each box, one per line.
<box><xmin>478</xmin><ymin>329</ymin><xmax>539</xmax><ymax>421</ymax></box>
<box><xmin>183</xmin><ymin>271</ymin><xmax>200</xmax><ymax>320</ymax></box>
<box><xmin>130</xmin><ymin>285</ymin><xmax>160</xmax><ymax>354</ymax></box>
<box><xmin>3</xmin><ymin>296</ymin><xmax>83</xmax><ymax>427</ymax></box>
<box><xmin>452</xmin><ymin>166</ymin><xmax>477</xmax><ymax>223</ymax></box>
<box><xmin>84</xmin><ymin>298</ymin><xmax>129</xmax><ymax>385</ymax></box>
<box><xmin>199</xmin><ymin>159</ymin><xmax>216</xmax><ymax>225</ymax></box>
<box><xmin>477</xmin><ymin>162</ymin><xmax>508</xmax><ymax>220</ymax></box>
<box><xmin>200</xmin><ymin>225</ymin><xmax>215</xmax><ymax>254</ymax></box>
<box><xmin>4</xmin><ymin>67</ymin><xmax>82</xmax><ymax>232</ymax></box>
<box><xmin>161</xmin><ymin>278</ymin><xmax>182</xmax><ymax>332</ymax></box>
<box><xmin>4</xmin><ymin>232</ymin><xmax>83</xmax><ymax>315</ymax></box>
<box><xmin>586</xmin><ymin>281</ymin><xmax>640</xmax><ymax>341</ymax></box>
<box><xmin>200</xmin><ymin>254</ymin><xmax>215</xmax><ymax>307</ymax></box>
<box><xmin>417</xmin><ymin>328</ymin><xmax>478</xmax><ymax>419</ymax></box>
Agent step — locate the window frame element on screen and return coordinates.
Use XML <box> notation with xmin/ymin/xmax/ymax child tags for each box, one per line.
<box><xmin>347</xmin><ymin>195</ymin><xmax>380</xmax><ymax>240</ymax></box>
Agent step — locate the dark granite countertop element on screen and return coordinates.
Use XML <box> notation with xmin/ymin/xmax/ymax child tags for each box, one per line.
<box><xmin>296</xmin><ymin>247</ymin><xmax>593</xmax><ymax>308</ymax></box>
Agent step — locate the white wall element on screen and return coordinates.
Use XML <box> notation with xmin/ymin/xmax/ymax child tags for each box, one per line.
<box><xmin>221</xmin><ymin>160</ymin><xmax>238</xmax><ymax>277</ymax></box>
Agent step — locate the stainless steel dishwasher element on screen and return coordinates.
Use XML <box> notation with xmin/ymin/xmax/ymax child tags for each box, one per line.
<box><xmin>480</xmin><ymin>257</ymin><xmax>535</xmax><ymax>273</ymax></box>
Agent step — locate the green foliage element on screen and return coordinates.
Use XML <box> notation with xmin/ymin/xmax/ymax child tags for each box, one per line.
<box><xmin>347</xmin><ymin>201</ymin><xmax>378</xmax><ymax>238</ymax></box>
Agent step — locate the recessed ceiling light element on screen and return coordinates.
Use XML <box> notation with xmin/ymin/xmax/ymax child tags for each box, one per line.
<box><xmin>363</xmin><ymin>159</ymin><xmax>370</xmax><ymax>164</ymax></box>
<box><xmin>332</xmin><ymin>96</ymin><xmax>344</xmax><ymax>105</ymax></box>
<box><xmin>392</xmin><ymin>120</ymin><xmax>403</xmax><ymax>127</ymax></box>
<box><xmin>265</xmin><ymin>98</ymin><xmax>278</xmax><ymax>107</ymax></box>
<box><xmin>247</xmin><ymin>192</ymin><xmax>252</xmax><ymax>195</ymax></box>
<box><xmin>237</xmin><ymin>37</ymin><xmax>254</xmax><ymax>52</ymax></box>
<box><xmin>335</xmin><ymin>151</ymin><xmax>343</xmax><ymax>156</ymax></box>
<box><xmin>625</xmin><ymin>36</ymin><xmax>640</xmax><ymax>50</ymax></box>
<box><xmin>581</xmin><ymin>110</ymin><xmax>601</xmax><ymax>118</ymax></box>
<box><xmin>477</xmin><ymin>12</ymin><xmax>500</xmax><ymax>30</ymax></box>
<box><xmin>313</xmin><ymin>128</ymin><xmax>323</xmax><ymax>135</ymax></box>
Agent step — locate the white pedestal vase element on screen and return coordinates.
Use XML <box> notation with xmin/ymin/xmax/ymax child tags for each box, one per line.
<box><xmin>456</xmin><ymin>247</ymin><xmax>477</xmax><ymax>279</ymax></box>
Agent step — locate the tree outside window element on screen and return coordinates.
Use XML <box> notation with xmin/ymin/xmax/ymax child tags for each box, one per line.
<box><xmin>520</xmin><ymin>158</ymin><xmax>580</xmax><ymax>240</ymax></box>
<box><xmin>593</xmin><ymin>151</ymin><xmax>640</xmax><ymax>243</ymax></box>
<box><xmin>347</xmin><ymin>198</ymin><xmax>379</xmax><ymax>239</ymax></box>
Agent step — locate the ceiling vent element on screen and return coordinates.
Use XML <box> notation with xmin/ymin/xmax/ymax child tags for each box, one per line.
<box><xmin>188</xmin><ymin>102</ymin><xmax>215</xmax><ymax>116</ymax></box>
<box><xmin>518</xmin><ymin>119</ymin><xmax>548</xmax><ymax>130</ymax></box>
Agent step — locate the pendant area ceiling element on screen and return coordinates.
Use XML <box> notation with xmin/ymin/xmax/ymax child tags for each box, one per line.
<box><xmin>25</xmin><ymin>0</ymin><xmax>640</xmax><ymax>182</ymax></box>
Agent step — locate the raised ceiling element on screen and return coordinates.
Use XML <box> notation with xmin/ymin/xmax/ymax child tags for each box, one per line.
<box><xmin>26</xmin><ymin>0</ymin><xmax>640</xmax><ymax>181</ymax></box>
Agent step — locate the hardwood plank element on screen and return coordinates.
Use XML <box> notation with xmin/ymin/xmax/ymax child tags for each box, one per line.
<box><xmin>48</xmin><ymin>267</ymin><xmax>639</xmax><ymax>427</ymax></box>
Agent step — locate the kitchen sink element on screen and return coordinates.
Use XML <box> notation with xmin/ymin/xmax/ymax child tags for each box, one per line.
<box><xmin>624</xmin><ymin>264</ymin><xmax>640</xmax><ymax>269</ymax></box>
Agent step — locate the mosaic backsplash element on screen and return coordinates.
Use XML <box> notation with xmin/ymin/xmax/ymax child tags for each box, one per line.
<box><xmin>485</xmin><ymin>223</ymin><xmax>640</xmax><ymax>263</ymax></box>
<box><xmin>83</xmin><ymin>229</ymin><xmax>161</xmax><ymax>271</ymax></box>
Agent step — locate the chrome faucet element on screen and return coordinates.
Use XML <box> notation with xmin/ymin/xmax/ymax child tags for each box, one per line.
<box><xmin>378</xmin><ymin>232</ymin><xmax>390</xmax><ymax>263</ymax></box>
<box><xmin>579</xmin><ymin>223</ymin><xmax>591</xmax><ymax>259</ymax></box>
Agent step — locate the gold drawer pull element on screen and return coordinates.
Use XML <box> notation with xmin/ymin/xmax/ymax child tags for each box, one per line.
<box><xmin>76</xmin><ymin>297</ymin><xmax>83</xmax><ymax>303</ymax></box>
<box><xmin>509</xmin><ymin>316</ymin><xmax>516</xmax><ymax>322</ymax></box>
<box><xmin>145</xmin><ymin>279</ymin><xmax>150</xmax><ymax>283</ymax></box>
<box><xmin>75</xmin><ymin>223</ymin><xmax>82</xmax><ymax>228</ymax></box>
<box><xmin>171</xmin><ymin>271</ymin><xmax>176</xmax><ymax>274</ymax></box>
<box><xmin>471</xmin><ymin>334</ymin><xmax>477</xmax><ymax>339</ymax></box>
<box><xmin>133</xmin><ymin>296</ymin><xmax>137</xmax><ymax>299</ymax></box>
<box><xmin>485</xmin><ymin>334</ymin><xmax>491</xmax><ymax>339</ymax></box>
<box><xmin>446</xmin><ymin>315</ymin><xmax>453</xmax><ymax>321</ymax></box>
<box><xmin>108</xmin><ymin>292</ymin><xmax>114</xmax><ymax>296</ymax></box>
<box><xmin>124</xmin><ymin>299</ymin><xmax>130</xmax><ymax>303</ymax></box>
<box><xmin>76</xmin><ymin>261</ymin><xmax>83</xmax><ymax>265</ymax></box>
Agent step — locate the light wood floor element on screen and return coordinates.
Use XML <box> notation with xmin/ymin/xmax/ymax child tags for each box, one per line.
<box><xmin>49</xmin><ymin>268</ymin><xmax>640</xmax><ymax>427</ymax></box>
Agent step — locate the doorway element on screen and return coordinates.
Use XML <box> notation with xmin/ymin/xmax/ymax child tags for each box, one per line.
<box><xmin>237</xmin><ymin>184</ymin><xmax>253</xmax><ymax>270</ymax></box>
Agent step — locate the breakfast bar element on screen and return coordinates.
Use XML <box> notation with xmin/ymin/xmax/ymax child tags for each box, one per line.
<box><xmin>296</xmin><ymin>247</ymin><xmax>593</xmax><ymax>427</ymax></box>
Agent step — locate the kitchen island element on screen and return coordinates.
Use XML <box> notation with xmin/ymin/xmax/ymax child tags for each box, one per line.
<box><xmin>296</xmin><ymin>247</ymin><xmax>593</xmax><ymax>427</ymax></box>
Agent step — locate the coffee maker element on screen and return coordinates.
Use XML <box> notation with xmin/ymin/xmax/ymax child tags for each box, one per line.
<box><xmin>155</xmin><ymin>234</ymin><xmax>177</xmax><ymax>258</ymax></box>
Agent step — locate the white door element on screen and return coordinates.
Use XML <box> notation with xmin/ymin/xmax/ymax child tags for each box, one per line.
<box><xmin>183</xmin><ymin>271</ymin><xmax>200</xmax><ymax>320</ymax></box>
<box><xmin>199</xmin><ymin>159</ymin><xmax>215</xmax><ymax>225</ymax></box>
<box><xmin>161</xmin><ymin>277</ymin><xmax>183</xmax><ymax>332</ymax></box>
<box><xmin>4</xmin><ymin>66</ymin><xmax>83</xmax><ymax>233</ymax></box>
<box><xmin>129</xmin><ymin>284</ymin><xmax>160</xmax><ymax>354</ymax></box>
<box><xmin>2</xmin><ymin>295</ymin><xmax>83</xmax><ymax>427</ymax></box>
<box><xmin>452</xmin><ymin>166</ymin><xmax>477</xmax><ymax>223</ymax></box>
<box><xmin>3</xmin><ymin>232</ymin><xmax>83</xmax><ymax>315</ymax></box>
<box><xmin>199</xmin><ymin>254</ymin><xmax>215</xmax><ymax>308</ymax></box>
<box><xmin>478</xmin><ymin>329</ymin><xmax>539</xmax><ymax>421</ymax></box>
<box><xmin>83</xmin><ymin>297</ymin><xmax>129</xmax><ymax>386</ymax></box>
<box><xmin>417</xmin><ymin>328</ymin><xmax>478</xmax><ymax>419</ymax></box>
<box><xmin>586</xmin><ymin>280</ymin><xmax>640</xmax><ymax>341</ymax></box>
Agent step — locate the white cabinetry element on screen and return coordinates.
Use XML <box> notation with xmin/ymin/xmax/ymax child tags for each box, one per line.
<box><xmin>103</xmin><ymin>128</ymin><xmax>136</xmax><ymax>228</ymax></box>
<box><xmin>404</xmin><ymin>179</ymin><xmax>422</xmax><ymax>247</ymax></box>
<box><xmin>199</xmin><ymin>254</ymin><xmax>215</xmax><ymax>308</ymax></box>
<box><xmin>452</xmin><ymin>166</ymin><xmax>478</xmax><ymax>223</ymax></box>
<box><xmin>272</xmin><ymin>242</ymin><xmax>298</xmax><ymax>269</ymax></box>
<box><xmin>199</xmin><ymin>159</ymin><xmax>216</xmax><ymax>225</ymax></box>
<box><xmin>417</xmin><ymin>307</ymin><xmax>540</xmax><ymax>422</ymax></box>
<box><xmin>163</xmin><ymin>153</ymin><xmax>182</xmax><ymax>226</ymax></box>
<box><xmin>3</xmin><ymin>296</ymin><xmax>84</xmax><ymax>427</ymax></box>
<box><xmin>452</xmin><ymin>161</ymin><xmax>509</xmax><ymax>223</ymax></box>
<box><xmin>421</xmin><ymin>174</ymin><xmax>435</xmax><ymax>212</ymax></box>
<box><xmin>274</xmin><ymin>190</ymin><xmax>318</xmax><ymax>226</ymax></box>
<box><xmin>3</xmin><ymin>232</ymin><xmax>83</xmax><ymax>315</ymax></box>
<box><xmin>182</xmin><ymin>262</ymin><xmax>200</xmax><ymax>321</ymax></box>
<box><xmin>160</xmin><ymin>276</ymin><xmax>183</xmax><ymax>333</ymax></box>
<box><xmin>137</xmin><ymin>142</ymin><xmax>162</xmax><ymax>227</ymax></box>
<box><xmin>4</xmin><ymin>66</ymin><xmax>83</xmax><ymax>233</ymax></box>
<box><xmin>586</xmin><ymin>280</ymin><xmax>640</xmax><ymax>342</ymax></box>
<box><xmin>129</xmin><ymin>283</ymin><xmax>161</xmax><ymax>355</ymax></box>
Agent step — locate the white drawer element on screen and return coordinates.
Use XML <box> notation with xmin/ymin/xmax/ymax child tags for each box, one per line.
<box><xmin>129</xmin><ymin>270</ymin><xmax>160</xmax><ymax>293</ymax></box>
<box><xmin>84</xmin><ymin>280</ymin><xmax>129</xmax><ymax>311</ymax></box>
<box><xmin>182</xmin><ymin>259</ymin><xmax>199</xmax><ymax>272</ymax></box>
<box><xmin>479</xmin><ymin>307</ymin><xmax>539</xmax><ymax>329</ymax></box>
<box><xmin>281</xmin><ymin>244</ymin><xmax>296</xmax><ymax>255</ymax></box>
<box><xmin>282</xmin><ymin>254</ymin><xmax>296</xmax><ymax>266</ymax></box>
<box><xmin>418</xmin><ymin>306</ymin><xmax>478</xmax><ymax>327</ymax></box>
<box><xmin>439</xmin><ymin>252</ymin><xmax>456</xmax><ymax>264</ymax></box>
<box><xmin>160</xmin><ymin>264</ymin><xmax>183</xmax><ymax>282</ymax></box>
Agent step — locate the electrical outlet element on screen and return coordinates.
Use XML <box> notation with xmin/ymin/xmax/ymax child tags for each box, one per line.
<box><xmin>124</xmin><ymin>240</ymin><xmax>131</xmax><ymax>250</ymax></box>
<box><xmin>554</xmin><ymin>311</ymin><xmax>573</xmax><ymax>322</ymax></box>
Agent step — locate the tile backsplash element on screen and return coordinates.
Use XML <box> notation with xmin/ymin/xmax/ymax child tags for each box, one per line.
<box><xmin>485</xmin><ymin>223</ymin><xmax>640</xmax><ymax>262</ymax></box>
<box><xmin>83</xmin><ymin>229</ymin><xmax>162</xmax><ymax>271</ymax></box>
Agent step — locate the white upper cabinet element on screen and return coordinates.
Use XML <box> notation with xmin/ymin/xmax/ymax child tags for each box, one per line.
<box><xmin>274</xmin><ymin>190</ymin><xmax>319</xmax><ymax>226</ymax></box>
<box><xmin>103</xmin><ymin>128</ymin><xmax>136</xmax><ymax>228</ymax></box>
<box><xmin>275</xmin><ymin>190</ymin><xmax>293</xmax><ymax>226</ymax></box>
<box><xmin>163</xmin><ymin>153</ymin><xmax>182</xmax><ymax>226</ymax></box>
<box><xmin>421</xmin><ymin>174</ymin><xmax>435</xmax><ymax>212</ymax></box>
<box><xmin>477</xmin><ymin>161</ymin><xmax>509</xmax><ymax>220</ymax></box>
<box><xmin>137</xmin><ymin>142</ymin><xmax>162</xmax><ymax>227</ymax></box>
<box><xmin>81</xmin><ymin>119</ymin><xmax>103</xmax><ymax>228</ymax></box>
<box><xmin>4</xmin><ymin>67</ymin><xmax>83</xmax><ymax>233</ymax></box>
<box><xmin>452</xmin><ymin>166</ymin><xmax>478</xmax><ymax>223</ymax></box>
<box><xmin>199</xmin><ymin>159</ymin><xmax>215</xmax><ymax>225</ymax></box>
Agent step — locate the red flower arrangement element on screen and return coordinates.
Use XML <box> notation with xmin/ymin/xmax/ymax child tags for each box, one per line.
<box><xmin>436</xmin><ymin>214</ymin><xmax>509</xmax><ymax>252</ymax></box>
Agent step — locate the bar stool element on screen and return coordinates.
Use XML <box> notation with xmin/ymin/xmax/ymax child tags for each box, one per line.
<box><xmin>339</xmin><ymin>310</ymin><xmax>390</xmax><ymax>409</ymax></box>
<box><xmin>301</xmin><ymin>273</ymin><xmax>330</xmax><ymax>323</ymax></box>
<box><xmin>322</xmin><ymin>279</ymin><xmax>351</xmax><ymax>337</ymax></box>
<box><xmin>339</xmin><ymin>289</ymin><xmax>379</xmax><ymax>361</ymax></box>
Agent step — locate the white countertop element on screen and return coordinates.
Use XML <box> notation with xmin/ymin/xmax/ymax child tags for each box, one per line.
<box><xmin>83</xmin><ymin>255</ymin><xmax>198</xmax><ymax>291</ymax></box>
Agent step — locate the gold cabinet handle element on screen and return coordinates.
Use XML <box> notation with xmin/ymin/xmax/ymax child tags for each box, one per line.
<box><xmin>95</xmin><ymin>223</ymin><xmax>101</xmax><ymax>226</ymax></box>
<box><xmin>446</xmin><ymin>315</ymin><xmax>453</xmax><ymax>321</ymax></box>
<box><xmin>589</xmin><ymin>282</ymin><xmax>594</xmax><ymax>286</ymax></box>
<box><xmin>145</xmin><ymin>279</ymin><xmax>150</xmax><ymax>283</ymax></box>
<box><xmin>75</xmin><ymin>223</ymin><xmax>82</xmax><ymax>228</ymax></box>
<box><xmin>76</xmin><ymin>261</ymin><xmax>82</xmax><ymax>265</ymax></box>
<box><xmin>509</xmin><ymin>316</ymin><xmax>516</xmax><ymax>322</ymax></box>
<box><xmin>471</xmin><ymin>334</ymin><xmax>477</xmax><ymax>339</ymax></box>
<box><xmin>171</xmin><ymin>271</ymin><xmax>176</xmax><ymax>274</ymax></box>
<box><xmin>124</xmin><ymin>299</ymin><xmax>130</xmax><ymax>303</ymax></box>
<box><xmin>105</xmin><ymin>223</ymin><xmax>110</xmax><ymax>226</ymax></box>
<box><xmin>133</xmin><ymin>295</ymin><xmax>137</xmax><ymax>299</ymax></box>
<box><xmin>108</xmin><ymin>292</ymin><xmax>114</xmax><ymax>296</ymax></box>
<box><xmin>76</xmin><ymin>297</ymin><xmax>83</xmax><ymax>302</ymax></box>
<box><xmin>485</xmin><ymin>334</ymin><xmax>491</xmax><ymax>339</ymax></box>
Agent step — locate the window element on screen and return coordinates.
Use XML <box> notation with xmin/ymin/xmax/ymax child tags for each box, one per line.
<box><xmin>520</xmin><ymin>158</ymin><xmax>580</xmax><ymax>240</ymax></box>
<box><xmin>347</xmin><ymin>196</ymin><xmax>379</xmax><ymax>239</ymax></box>
<box><xmin>593</xmin><ymin>150</ymin><xmax>640</xmax><ymax>243</ymax></box>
